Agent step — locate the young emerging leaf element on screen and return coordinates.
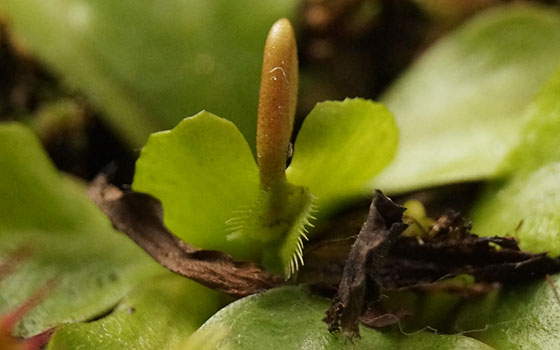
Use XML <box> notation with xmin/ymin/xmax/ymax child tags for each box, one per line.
<box><xmin>234</xmin><ymin>18</ymin><xmax>316</xmax><ymax>275</ymax></box>
<box><xmin>257</xmin><ymin>18</ymin><xmax>298</xmax><ymax>189</ymax></box>
<box><xmin>131</xmin><ymin>19</ymin><xmax>399</xmax><ymax>277</ymax></box>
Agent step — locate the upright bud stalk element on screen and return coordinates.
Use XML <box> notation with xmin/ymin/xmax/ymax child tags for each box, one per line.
<box><xmin>257</xmin><ymin>18</ymin><xmax>298</xmax><ymax>190</ymax></box>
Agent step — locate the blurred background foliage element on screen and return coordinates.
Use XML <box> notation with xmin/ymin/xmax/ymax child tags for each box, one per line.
<box><xmin>3</xmin><ymin>0</ymin><xmax>558</xmax><ymax>184</ymax></box>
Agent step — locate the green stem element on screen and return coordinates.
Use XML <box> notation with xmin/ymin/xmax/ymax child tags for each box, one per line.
<box><xmin>256</xmin><ymin>18</ymin><xmax>298</xmax><ymax>190</ymax></box>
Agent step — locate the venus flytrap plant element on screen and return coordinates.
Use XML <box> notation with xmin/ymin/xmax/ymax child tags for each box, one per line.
<box><xmin>227</xmin><ymin>19</ymin><xmax>317</xmax><ymax>275</ymax></box>
<box><xmin>132</xmin><ymin>18</ymin><xmax>399</xmax><ymax>277</ymax></box>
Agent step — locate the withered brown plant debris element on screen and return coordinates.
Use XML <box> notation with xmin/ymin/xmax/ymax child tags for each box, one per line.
<box><xmin>89</xmin><ymin>176</ymin><xmax>283</xmax><ymax>298</ymax></box>
<box><xmin>90</xmin><ymin>177</ymin><xmax>560</xmax><ymax>337</ymax></box>
<box><xmin>323</xmin><ymin>190</ymin><xmax>408</xmax><ymax>337</ymax></box>
<box><xmin>322</xmin><ymin>193</ymin><xmax>560</xmax><ymax>338</ymax></box>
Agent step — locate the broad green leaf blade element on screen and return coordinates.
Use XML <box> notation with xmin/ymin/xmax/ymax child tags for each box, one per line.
<box><xmin>0</xmin><ymin>123</ymin><xmax>104</xmax><ymax>232</ymax></box>
<box><xmin>0</xmin><ymin>123</ymin><xmax>164</xmax><ymax>337</ymax></box>
<box><xmin>372</xmin><ymin>4</ymin><xmax>560</xmax><ymax>193</ymax></box>
<box><xmin>454</xmin><ymin>275</ymin><xmax>560</xmax><ymax>350</ymax></box>
<box><xmin>132</xmin><ymin>111</ymin><xmax>260</xmax><ymax>260</ymax></box>
<box><xmin>499</xmin><ymin>67</ymin><xmax>560</xmax><ymax>175</ymax></box>
<box><xmin>47</xmin><ymin>274</ymin><xmax>224</xmax><ymax>350</ymax></box>
<box><xmin>0</xmin><ymin>0</ymin><xmax>298</xmax><ymax>146</ymax></box>
<box><xmin>471</xmin><ymin>68</ymin><xmax>560</xmax><ymax>256</ymax></box>
<box><xmin>286</xmin><ymin>99</ymin><xmax>398</xmax><ymax>215</ymax></box>
<box><xmin>466</xmin><ymin>67</ymin><xmax>560</xmax><ymax>349</ymax></box>
<box><xmin>184</xmin><ymin>286</ymin><xmax>493</xmax><ymax>350</ymax></box>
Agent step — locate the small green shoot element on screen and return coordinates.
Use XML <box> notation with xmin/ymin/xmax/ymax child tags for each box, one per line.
<box><xmin>132</xmin><ymin>19</ymin><xmax>398</xmax><ymax>277</ymax></box>
<box><xmin>229</xmin><ymin>19</ymin><xmax>316</xmax><ymax>276</ymax></box>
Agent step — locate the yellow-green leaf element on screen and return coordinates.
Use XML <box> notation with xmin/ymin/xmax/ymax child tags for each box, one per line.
<box><xmin>287</xmin><ymin>98</ymin><xmax>398</xmax><ymax>216</ymax></box>
<box><xmin>132</xmin><ymin>111</ymin><xmax>261</xmax><ymax>260</ymax></box>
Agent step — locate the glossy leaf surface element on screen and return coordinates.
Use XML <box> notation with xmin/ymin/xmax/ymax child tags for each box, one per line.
<box><xmin>184</xmin><ymin>286</ymin><xmax>494</xmax><ymax>350</ymax></box>
<box><xmin>454</xmin><ymin>275</ymin><xmax>560</xmax><ymax>350</ymax></box>
<box><xmin>373</xmin><ymin>4</ymin><xmax>560</xmax><ymax>193</ymax></box>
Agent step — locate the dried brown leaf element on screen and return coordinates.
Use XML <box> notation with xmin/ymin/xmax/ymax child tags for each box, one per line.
<box><xmin>317</xmin><ymin>197</ymin><xmax>560</xmax><ymax>337</ymax></box>
<box><xmin>324</xmin><ymin>190</ymin><xmax>407</xmax><ymax>337</ymax></box>
<box><xmin>88</xmin><ymin>176</ymin><xmax>283</xmax><ymax>298</ymax></box>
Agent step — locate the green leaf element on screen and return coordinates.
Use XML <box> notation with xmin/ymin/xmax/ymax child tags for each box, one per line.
<box><xmin>286</xmin><ymin>98</ymin><xmax>398</xmax><ymax>215</ymax></box>
<box><xmin>47</xmin><ymin>274</ymin><xmax>224</xmax><ymax>350</ymax></box>
<box><xmin>132</xmin><ymin>111</ymin><xmax>261</xmax><ymax>260</ymax></box>
<box><xmin>471</xmin><ymin>163</ymin><xmax>560</xmax><ymax>256</ymax></box>
<box><xmin>372</xmin><ymin>4</ymin><xmax>560</xmax><ymax>193</ymax></box>
<box><xmin>454</xmin><ymin>275</ymin><xmax>560</xmax><ymax>350</ymax></box>
<box><xmin>183</xmin><ymin>286</ymin><xmax>494</xmax><ymax>350</ymax></box>
<box><xmin>0</xmin><ymin>123</ymin><xmax>104</xmax><ymax>233</ymax></box>
<box><xmin>0</xmin><ymin>0</ymin><xmax>298</xmax><ymax>146</ymax></box>
<box><xmin>457</xmin><ymin>67</ymin><xmax>560</xmax><ymax>349</ymax></box>
<box><xmin>499</xmin><ymin>66</ymin><xmax>560</xmax><ymax>175</ymax></box>
<box><xmin>0</xmin><ymin>123</ymin><xmax>164</xmax><ymax>337</ymax></box>
<box><xmin>471</xmin><ymin>68</ymin><xmax>560</xmax><ymax>256</ymax></box>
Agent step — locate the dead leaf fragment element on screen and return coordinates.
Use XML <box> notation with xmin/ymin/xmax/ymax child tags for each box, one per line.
<box><xmin>324</xmin><ymin>190</ymin><xmax>407</xmax><ymax>337</ymax></box>
<box><xmin>89</xmin><ymin>176</ymin><xmax>283</xmax><ymax>298</ymax></box>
